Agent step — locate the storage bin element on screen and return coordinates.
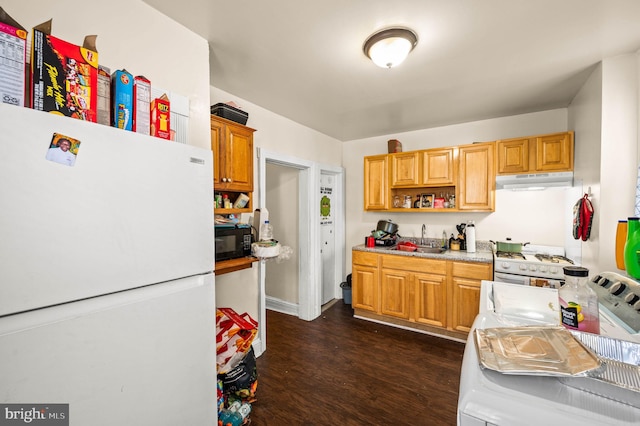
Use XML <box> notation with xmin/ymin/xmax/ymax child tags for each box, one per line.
<box><xmin>211</xmin><ymin>103</ymin><xmax>249</xmax><ymax>125</ymax></box>
<box><xmin>340</xmin><ymin>281</ymin><xmax>352</xmax><ymax>305</ymax></box>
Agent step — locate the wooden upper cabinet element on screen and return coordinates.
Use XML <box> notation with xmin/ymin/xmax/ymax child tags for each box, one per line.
<box><xmin>496</xmin><ymin>137</ymin><xmax>529</xmax><ymax>175</ymax></box>
<box><xmin>364</xmin><ymin>155</ymin><xmax>389</xmax><ymax>210</ymax></box>
<box><xmin>457</xmin><ymin>142</ymin><xmax>495</xmax><ymax>211</ymax></box>
<box><xmin>211</xmin><ymin>115</ymin><xmax>255</xmax><ymax>192</ymax></box>
<box><xmin>496</xmin><ymin>131</ymin><xmax>574</xmax><ymax>175</ymax></box>
<box><xmin>535</xmin><ymin>132</ymin><xmax>573</xmax><ymax>172</ymax></box>
<box><xmin>390</xmin><ymin>152</ymin><xmax>420</xmax><ymax>187</ymax></box>
<box><xmin>421</xmin><ymin>147</ymin><xmax>455</xmax><ymax>185</ymax></box>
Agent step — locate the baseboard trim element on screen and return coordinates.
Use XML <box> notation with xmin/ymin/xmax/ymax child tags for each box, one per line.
<box><xmin>265</xmin><ymin>296</ymin><xmax>298</xmax><ymax>316</ymax></box>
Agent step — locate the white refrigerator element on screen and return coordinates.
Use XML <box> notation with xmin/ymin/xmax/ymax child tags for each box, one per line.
<box><xmin>0</xmin><ymin>104</ymin><xmax>216</xmax><ymax>425</ymax></box>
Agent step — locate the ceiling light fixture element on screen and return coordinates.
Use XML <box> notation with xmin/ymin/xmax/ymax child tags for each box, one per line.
<box><xmin>363</xmin><ymin>27</ymin><xmax>418</xmax><ymax>69</ymax></box>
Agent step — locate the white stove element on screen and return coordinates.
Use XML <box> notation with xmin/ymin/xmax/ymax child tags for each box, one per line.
<box><xmin>493</xmin><ymin>244</ymin><xmax>575</xmax><ymax>286</ymax></box>
<box><xmin>589</xmin><ymin>271</ymin><xmax>640</xmax><ymax>337</ymax></box>
<box><xmin>458</xmin><ymin>281</ymin><xmax>640</xmax><ymax>426</ymax></box>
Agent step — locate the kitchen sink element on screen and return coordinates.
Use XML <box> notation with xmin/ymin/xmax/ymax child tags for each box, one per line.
<box><xmin>416</xmin><ymin>246</ymin><xmax>446</xmax><ymax>254</ymax></box>
<box><xmin>386</xmin><ymin>245</ymin><xmax>446</xmax><ymax>254</ymax></box>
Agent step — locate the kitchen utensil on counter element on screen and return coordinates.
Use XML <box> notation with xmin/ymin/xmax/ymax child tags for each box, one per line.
<box><xmin>376</xmin><ymin>219</ymin><xmax>399</xmax><ymax>235</ymax></box>
<box><xmin>397</xmin><ymin>241</ymin><xmax>417</xmax><ymax>252</ymax></box>
<box><xmin>490</xmin><ymin>238</ymin><xmax>530</xmax><ymax>253</ymax></box>
<box><xmin>466</xmin><ymin>221</ymin><xmax>476</xmax><ymax>253</ymax></box>
<box><xmin>366</xmin><ymin>236</ymin><xmax>375</xmax><ymax>247</ymax></box>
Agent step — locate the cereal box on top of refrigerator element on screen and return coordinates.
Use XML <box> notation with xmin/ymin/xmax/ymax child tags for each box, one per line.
<box><xmin>133</xmin><ymin>75</ymin><xmax>151</xmax><ymax>135</ymax></box>
<box><xmin>0</xmin><ymin>7</ymin><xmax>27</xmax><ymax>107</ymax></box>
<box><xmin>30</xmin><ymin>20</ymin><xmax>98</xmax><ymax>122</ymax></box>
<box><xmin>111</xmin><ymin>69</ymin><xmax>133</xmax><ymax>131</ymax></box>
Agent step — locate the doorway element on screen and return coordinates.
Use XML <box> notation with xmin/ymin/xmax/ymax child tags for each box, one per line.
<box><xmin>256</xmin><ymin>148</ymin><xmax>344</xmax><ymax>351</ymax></box>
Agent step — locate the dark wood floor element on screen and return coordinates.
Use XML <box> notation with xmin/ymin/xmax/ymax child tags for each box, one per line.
<box><xmin>250</xmin><ymin>301</ymin><xmax>465</xmax><ymax>426</ymax></box>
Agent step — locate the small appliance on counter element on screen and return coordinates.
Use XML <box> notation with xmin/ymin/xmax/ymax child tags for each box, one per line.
<box><xmin>214</xmin><ymin>223</ymin><xmax>253</xmax><ymax>261</ymax></box>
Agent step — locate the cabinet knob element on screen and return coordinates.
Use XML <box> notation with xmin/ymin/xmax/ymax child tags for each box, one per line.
<box><xmin>228</xmin><ymin>178</ymin><xmax>232</xmax><ymax>183</ymax></box>
<box><xmin>222</xmin><ymin>177</ymin><xmax>228</xmax><ymax>182</ymax></box>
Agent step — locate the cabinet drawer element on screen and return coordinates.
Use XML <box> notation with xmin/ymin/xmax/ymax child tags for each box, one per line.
<box><xmin>353</xmin><ymin>251</ymin><xmax>379</xmax><ymax>267</ymax></box>
<box><xmin>381</xmin><ymin>254</ymin><xmax>446</xmax><ymax>274</ymax></box>
<box><xmin>452</xmin><ymin>261</ymin><xmax>492</xmax><ymax>280</ymax></box>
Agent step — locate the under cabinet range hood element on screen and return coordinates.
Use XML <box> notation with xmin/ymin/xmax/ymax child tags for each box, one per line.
<box><xmin>496</xmin><ymin>171</ymin><xmax>574</xmax><ymax>190</ymax></box>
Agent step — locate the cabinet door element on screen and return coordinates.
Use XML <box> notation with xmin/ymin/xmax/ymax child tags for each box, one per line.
<box><xmin>496</xmin><ymin>137</ymin><xmax>529</xmax><ymax>175</ymax></box>
<box><xmin>414</xmin><ymin>272</ymin><xmax>447</xmax><ymax>327</ymax></box>
<box><xmin>352</xmin><ymin>264</ymin><xmax>379</xmax><ymax>312</ymax></box>
<box><xmin>458</xmin><ymin>142</ymin><xmax>495</xmax><ymax>211</ymax></box>
<box><xmin>534</xmin><ymin>132</ymin><xmax>573</xmax><ymax>172</ymax></box>
<box><xmin>421</xmin><ymin>148</ymin><xmax>455</xmax><ymax>185</ymax></box>
<box><xmin>450</xmin><ymin>276</ymin><xmax>481</xmax><ymax>333</ymax></box>
<box><xmin>380</xmin><ymin>268</ymin><xmax>411</xmax><ymax>319</ymax></box>
<box><xmin>364</xmin><ymin>155</ymin><xmax>388</xmax><ymax>210</ymax></box>
<box><xmin>224</xmin><ymin>123</ymin><xmax>254</xmax><ymax>192</ymax></box>
<box><xmin>210</xmin><ymin>119</ymin><xmax>224</xmax><ymax>187</ymax></box>
<box><xmin>390</xmin><ymin>152</ymin><xmax>420</xmax><ymax>187</ymax></box>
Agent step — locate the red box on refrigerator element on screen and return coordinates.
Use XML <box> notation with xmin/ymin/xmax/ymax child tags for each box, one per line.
<box><xmin>30</xmin><ymin>20</ymin><xmax>98</xmax><ymax>122</ymax></box>
<box><xmin>151</xmin><ymin>94</ymin><xmax>170</xmax><ymax>140</ymax></box>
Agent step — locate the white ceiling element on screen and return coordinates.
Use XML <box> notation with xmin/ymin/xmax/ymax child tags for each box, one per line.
<box><xmin>144</xmin><ymin>0</ymin><xmax>640</xmax><ymax>141</ymax></box>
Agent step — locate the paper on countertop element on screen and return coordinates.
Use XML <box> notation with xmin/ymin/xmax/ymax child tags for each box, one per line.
<box><xmin>491</xmin><ymin>282</ymin><xmax>560</xmax><ymax>325</ymax></box>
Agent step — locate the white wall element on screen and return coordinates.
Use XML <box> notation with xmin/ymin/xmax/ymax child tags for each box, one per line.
<box><xmin>343</xmin><ymin>109</ymin><xmax>573</xmax><ymax>273</ymax></box>
<box><xmin>567</xmin><ymin>64</ymin><xmax>603</xmax><ymax>267</ymax></box>
<box><xmin>265</xmin><ymin>163</ymin><xmax>299</xmax><ymax>303</ymax></box>
<box><xmin>567</xmin><ymin>54</ymin><xmax>639</xmax><ymax>275</ymax></box>
<box><xmin>4</xmin><ymin>0</ymin><xmax>211</xmax><ymax>149</ymax></box>
<box><xmin>210</xmin><ymin>87</ymin><xmax>342</xmax><ymax>319</ymax></box>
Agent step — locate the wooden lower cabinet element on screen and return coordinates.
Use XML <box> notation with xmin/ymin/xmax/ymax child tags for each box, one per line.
<box><xmin>380</xmin><ymin>268</ymin><xmax>411</xmax><ymax>319</ymax></box>
<box><xmin>414</xmin><ymin>272</ymin><xmax>447</xmax><ymax>328</ymax></box>
<box><xmin>352</xmin><ymin>250</ymin><xmax>491</xmax><ymax>339</ymax></box>
<box><xmin>450</xmin><ymin>261</ymin><xmax>493</xmax><ymax>333</ymax></box>
<box><xmin>352</xmin><ymin>251</ymin><xmax>380</xmax><ymax>313</ymax></box>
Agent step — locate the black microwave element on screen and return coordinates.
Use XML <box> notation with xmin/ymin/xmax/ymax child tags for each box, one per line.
<box><xmin>215</xmin><ymin>225</ymin><xmax>252</xmax><ymax>261</ymax></box>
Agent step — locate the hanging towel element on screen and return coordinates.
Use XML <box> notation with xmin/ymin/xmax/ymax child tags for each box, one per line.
<box><xmin>573</xmin><ymin>194</ymin><xmax>594</xmax><ymax>241</ymax></box>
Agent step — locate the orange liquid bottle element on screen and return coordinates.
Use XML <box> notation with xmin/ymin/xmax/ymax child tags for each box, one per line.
<box><xmin>616</xmin><ymin>220</ymin><xmax>627</xmax><ymax>270</ymax></box>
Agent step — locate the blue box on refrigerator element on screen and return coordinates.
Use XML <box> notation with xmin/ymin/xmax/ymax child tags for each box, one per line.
<box><xmin>111</xmin><ymin>69</ymin><xmax>133</xmax><ymax>130</ymax></box>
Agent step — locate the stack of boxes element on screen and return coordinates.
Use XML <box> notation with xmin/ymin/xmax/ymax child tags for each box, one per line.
<box><xmin>0</xmin><ymin>6</ymin><xmax>176</xmax><ymax>141</ymax></box>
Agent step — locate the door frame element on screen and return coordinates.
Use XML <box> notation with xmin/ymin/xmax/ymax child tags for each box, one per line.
<box><xmin>256</xmin><ymin>148</ymin><xmax>344</xmax><ymax>351</ymax></box>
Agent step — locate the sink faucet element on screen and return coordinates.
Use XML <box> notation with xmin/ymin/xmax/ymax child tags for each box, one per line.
<box><xmin>421</xmin><ymin>224</ymin><xmax>427</xmax><ymax>245</ymax></box>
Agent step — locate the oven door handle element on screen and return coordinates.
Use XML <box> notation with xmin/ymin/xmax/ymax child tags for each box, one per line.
<box><xmin>493</xmin><ymin>271</ymin><xmax>531</xmax><ymax>286</ymax></box>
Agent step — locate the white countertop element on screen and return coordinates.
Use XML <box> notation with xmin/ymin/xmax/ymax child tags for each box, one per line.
<box><xmin>353</xmin><ymin>244</ymin><xmax>493</xmax><ymax>264</ymax></box>
<box><xmin>458</xmin><ymin>281</ymin><xmax>640</xmax><ymax>426</ymax></box>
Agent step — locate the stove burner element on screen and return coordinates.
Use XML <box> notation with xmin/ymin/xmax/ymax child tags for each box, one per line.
<box><xmin>495</xmin><ymin>251</ymin><xmax>525</xmax><ymax>260</ymax></box>
<box><xmin>534</xmin><ymin>254</ymin><xmax>574</xmax><ymax>264</ymax></box>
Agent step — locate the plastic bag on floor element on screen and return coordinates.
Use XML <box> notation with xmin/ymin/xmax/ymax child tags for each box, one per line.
<box><xmin>216</xmin><ymin>308</ymin><xmax>258</xmax><ymax>374</ymax></box>
<box><xmin>219</xmin><ymin>346</ymin><xmax>258</xmax><ymax>403</ymax></box>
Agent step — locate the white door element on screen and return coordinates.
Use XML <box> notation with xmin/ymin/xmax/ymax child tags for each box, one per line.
<box><xmin>321</xmin><ymin>173</ymin><xmax>336</xmax><ymax>304</ymax></box>
<box><xmin>0</xmin><ymin>274</ymin><xmax>216</xmax><ymax>425</ymax></box>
